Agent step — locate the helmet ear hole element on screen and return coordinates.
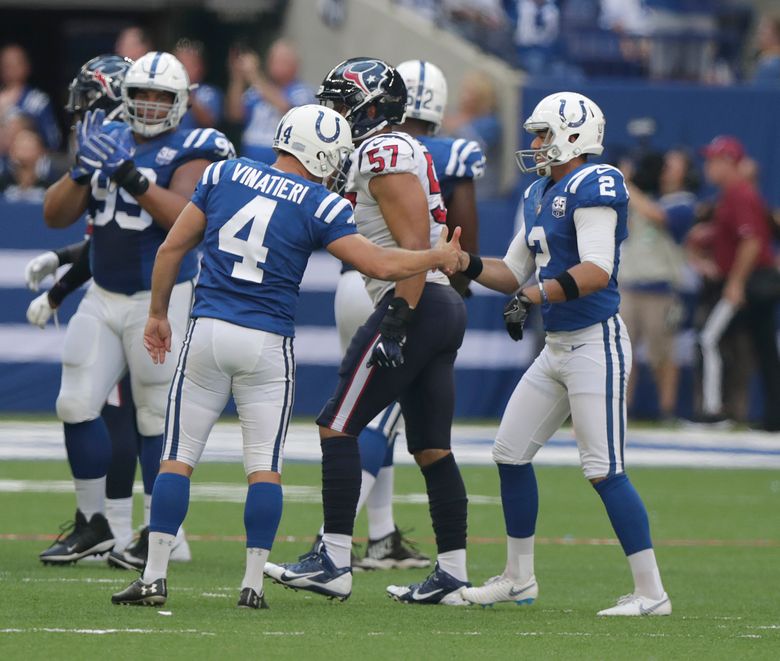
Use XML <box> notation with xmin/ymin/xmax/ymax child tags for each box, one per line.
<box><xmin>569</xmin><ymin>133</ymin><xmax>580</xmax><ymax>144</ymax></box>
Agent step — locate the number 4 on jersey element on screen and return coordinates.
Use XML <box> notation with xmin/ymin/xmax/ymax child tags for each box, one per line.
<box><xmin>218</xmin><ymin>196</ymin><xmax>276</xmax><ymax>284</ymax></box>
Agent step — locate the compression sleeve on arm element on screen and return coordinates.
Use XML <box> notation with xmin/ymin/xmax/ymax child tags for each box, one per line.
<box><xmin>573</xmin><ymin>206</ymin><xmax>618</xmax><ymax>275</ymax></box>
<box><xmin>48</xmin><ymin>241</ymin><xmax>92</xmax><ymax>307</ymax></box>
<box><xmin>502</xmin><ymin>221</ymin><xmax>536</xmax><ymax>286</ymax></box>
<box><xmin>55</xmin><ymin>239</ymin><xmax>89</xmax><ymax>267</ymax></box>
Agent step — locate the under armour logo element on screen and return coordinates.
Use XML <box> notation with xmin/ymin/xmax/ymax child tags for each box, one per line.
<box><xmin>559</xmin><ymin>99</ymin><xmax>587</xmax><ymax>128</ymax></box>
<box><xmin>140</xmin><ymin>583</ymin><xmax>158</xmax><ymax>595</ymax></box>
<box><xmin>315</xmin><ymin>110</ymin><xmax>341</xmax><ymax>143</ymax></box>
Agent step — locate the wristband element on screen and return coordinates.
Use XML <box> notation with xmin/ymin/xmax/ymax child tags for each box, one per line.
<box><xmin>463</xmin><ymin>253</ymin><xmax>484</xmax><ymax>280</ymax></box>
<box><xmin>69</xmin><ymin>167</ymin><xmax>91</xmax><ymax>185</ymax></box>
<box><xmin>537</xmin><ymin>281</ymin><xmax>550</xmax><ymax>307</ymax></box>
<box><xmin>554</xmin><ymin>271</ymin><xmax>580</xmax><ymax>300</ymax></box>
<box><xmin>112</xmin><ymin>160</ymin><xmax>150</xmax><ymax>197</ymax></box>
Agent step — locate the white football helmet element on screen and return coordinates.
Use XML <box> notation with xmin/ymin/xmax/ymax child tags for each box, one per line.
<box><xmin>396</xmin><ymin>60</ymin><xmax>448</xmax><ymax>134</ymax></box>
<box><xmin>515</xmin><ymin>91</ymin><xmax>605</xmax><ymax>176</ymax></box>
<box><xmin>122</xmin><ymin>51</ymin><xmax>190</xmax><ymax>137</ymax></box>
<box><xmin>273</xmin><ymin>104</ymin><xmax>354</xmax><ymax>179</ymax></box>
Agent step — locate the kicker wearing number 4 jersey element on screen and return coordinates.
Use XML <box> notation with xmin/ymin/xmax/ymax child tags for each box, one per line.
<box><xmin>452</xmin><ymin>92</ymin><xmax>671</xmax><ymax>617</ymax></box>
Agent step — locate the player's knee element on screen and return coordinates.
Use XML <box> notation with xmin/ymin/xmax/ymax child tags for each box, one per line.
<box><xmin>413</xmin><ymin>448</ymin><xmax>450</xmax><ymax>467</ymax></box>
<box><xmin>56</xmin><ymin>393</ymin><xmax>100</xmax><ymax>424</ymax></box>
<box><xmin>492</xmin><ymin>438</ymin><xmax>532</xmax><ymax>465</ymax></box>
<box><xmin>135</xmin><ymin>406</ymin><xmax>165</xmax><ymax>437</ymax></box>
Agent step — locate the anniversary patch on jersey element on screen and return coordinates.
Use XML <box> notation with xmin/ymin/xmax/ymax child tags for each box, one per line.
<box><xmin>155</xmin><ymin>146</ymin><xmax>179</xmax><ymax>165</ymax></box>
<box><xmin>552</xmin><ymin>195</ymin><xmax>567</xmax><ymax>218</ymax></box>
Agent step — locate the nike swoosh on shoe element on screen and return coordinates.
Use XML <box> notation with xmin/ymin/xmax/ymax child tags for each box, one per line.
<box><xmin>280</xmin><ymin>570</ymin><xmax>323</xmax><ymax>581</ymax></box>
<box><xmin>412</xmin><ymin>588</ymin><xmax>443</xmax><ymax>600</ymax></box>
<box><xmin>508</xmin><ymin>584</ymin><xmax>534</xmax><ymax>597</ymax></box>
<box><xmin>639</xmin><ymin>597</ymin><xmax>669</xmax><ymax>615</ymax></box>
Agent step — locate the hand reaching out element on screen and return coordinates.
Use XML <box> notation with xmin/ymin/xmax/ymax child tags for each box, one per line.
<box><xmin>144</xmin><ymin>316</ymin><xmax>172</xmax><ymax>365</ymax></box>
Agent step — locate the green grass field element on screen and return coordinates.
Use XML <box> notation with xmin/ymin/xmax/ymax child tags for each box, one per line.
<box><xmin>1</xmin><ymin>459</ymin><xmax>779</xmax><ymax>660</ymax></box>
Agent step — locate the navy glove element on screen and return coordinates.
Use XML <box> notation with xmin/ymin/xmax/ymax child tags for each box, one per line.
<box><xmin>368</xmin><ymin>297</ymin><xmax>413</xmax><ymax>368</ymax></box>
<box><xmin>503</xmin><ymin>293</ymin><xmax>532</xmax><ymax>341</ymax></box>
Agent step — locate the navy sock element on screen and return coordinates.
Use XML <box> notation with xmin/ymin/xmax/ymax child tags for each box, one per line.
<box><xmin>149</xmin><ymin>473</ymin><xmax>190</xmax><ymax>536</ymax></box>
<box><xmin>321</xmin><ymin>435</ymin><xmax>361</xmax><ymax>536</ymax></box>
<box><xmin>64</xmin><ymin>420</ymin><xmax>112</xmax><ymax>479</ymax></box>
<box><xmin>102</xmin><ymin>405</ymin><xmax>138</xmax><ymax>499</ymax></box>
<box><xmin>498</xmin><ymin>463</ymin><xmax>538</xmax><ymax>538</ymax></box>
<box><xmin>594</xmin><ymin>473</ymin><xmax>653</xmax><ymax>555</ymax></box>
<box><xmin>421</xmin><ymin>453</ymin><xmax>468</xmax><ymax>553</ymax></box>
<box><xmin>140</xmin><ymin>434</ymin><xmax>164</xmax><ymax>495</ymax></box>
<box><xmin>244</xmin><ymin>482</ymin><xmax>283</xmax><ymax>549</ymax></box>
<box><xmin>358</xmin><ymin>427</ymin><xmax>389</xmax><ymax>477</ymax></box>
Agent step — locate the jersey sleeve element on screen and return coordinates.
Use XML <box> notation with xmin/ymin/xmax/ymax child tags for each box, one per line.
<box><xmin>355</xmin><ymin>134</ymin><xmax>418</xmax><ymax>180</ymax></box>
<box><xmin>443</xmin><ymin>139</ymin><xmax>486</xmax><ymax>180</ymax></box>
<box><xmin>181</xmin><ymin>128</ymin><xmax>236</xmax><ymax>162</ymax></box>
<box><xmin>310</xmin><ymin>190</ymin><xmax>358</xmax><ymax>246</ymax></box>
<box><xmin>568</xmin><ymin>165</ymin><xmax>629</xmax><ymax>211</ymax></box>
<box><xmin>190</xmin><ymin>160</ymin><xmax>229</xmax><ymax>212</ymax></box>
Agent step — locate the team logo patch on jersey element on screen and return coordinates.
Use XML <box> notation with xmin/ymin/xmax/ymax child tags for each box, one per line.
<box><xmin>155</xmin><ymin>147</ymin><xmax>178</xmax><ymax>165</ymax></box>
<box><xmin>552</xmin><ymin>195</ymin><xmax>567</xmax><ymax>218</ymax></box>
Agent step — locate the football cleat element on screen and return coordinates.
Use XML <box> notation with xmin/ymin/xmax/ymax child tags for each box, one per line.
<box><xmin>264</xmin><ymin>543</ymin><xmax>352</xmax><ymax>601</ymax></box>
<box><xmin>237</xmin><ymin>587</ymin><xmax>269</xmax><ymax>609</ymax></box>
<box><xmin>353</xmin><ymin>527</ymin><xmax>431</xmax><ymax>570</ymax></box>
<box><xmin>386</xmin><ymin>562</ymin><xmax>470</xmax><ymax>605</ymax></box>
<box><xmin>310</xmin><ymin>534</ymin><xmax>362</xmax><ymax>569</ymax></box>
<box><xmin>460</xmin><ymin>573</ymin><xmax>538</xmax><ymax>606</ymax></box>
<box><xmin>107</xmin><ymin>526</ymin><xmax>148</xmax><ymax>570</ymax></box>
<box><xmin>39</xmin><ymin>510</ymin><xmax>115</xmax><ymax>565</ymax></box>
<box><xmin>171</xmin><ymin>527</ymin><xmax>192</xmax><ymax>562</ymax></box>
<box><xmin>597</xmin><ymin>592</ymin><xmax>672</xmax><ymax>617</ymax></box>
<box><xmin>111</xmin><ymin>577</ymin><xmax>167</xmax><ymax>606</ymax></box>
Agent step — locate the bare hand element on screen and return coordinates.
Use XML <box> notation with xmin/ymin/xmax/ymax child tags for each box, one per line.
<box><xmin>144</xmin><ymin>316</ymin><xmax>172</xmax><ymax>365</ymax></box>
<box><xmin>435</xmin><ymin>225</ymin><xmax>463</xmax><ymax>274</ymax></box>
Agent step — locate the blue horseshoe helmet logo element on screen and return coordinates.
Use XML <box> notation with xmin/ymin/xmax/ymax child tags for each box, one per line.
<box><xmin>315</xmin><ymin>110</ymin><xmax>341</xmax><ymax>143</ymax></box>
<box><xmin>558</xmin><ymin>99</ymin><xmax>587</xmax><ymax>128</ymax></box>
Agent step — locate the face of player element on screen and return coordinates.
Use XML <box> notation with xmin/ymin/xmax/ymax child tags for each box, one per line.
<box><xmin>130</xmin><ymin>89</ymin><xmax>175</xmax><ymax>122</ymax></box>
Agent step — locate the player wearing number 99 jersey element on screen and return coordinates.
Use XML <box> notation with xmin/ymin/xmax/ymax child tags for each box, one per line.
<box><xmin>41</xmin><ymin>51</ymin><xmax>234</xmax><ymax>565</ymax></box>
<box><xmin>453</xmin><ymin>92</ymin><xmax>670</xmax><ymax>617</ymax></box>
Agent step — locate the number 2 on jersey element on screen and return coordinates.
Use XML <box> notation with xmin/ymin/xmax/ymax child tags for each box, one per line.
<box><xmin>218</xmin><ymin>196</ymin><xmax>276</xmax><ymax>284</ymax></box>
<box><xmin>528</xmin><ymin>226</ymin><xmax>551</xmax><ymax>267</ymax></box>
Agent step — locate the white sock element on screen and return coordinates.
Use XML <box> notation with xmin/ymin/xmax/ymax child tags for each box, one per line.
<box><xmin>367</xmin><ymin>465</ymin><xmax>395</xmax><ymax>540</ymax></box>
<box><xmin>437</xmin><ymin>548</ymin><xmax>467</xmax><ymax>582</ymax></box>
<box><xmin>74</xmin><ymin>477</ymin><xmax>105</xmax><ymax>521</ymax></box>
<box><xmin>143</xmin><ymin>493</ymin><xmax>152</xmax><ymax>527</ymax></box>
<box><xmin>142</xmin><ymin>531</ymin><xmax>175</xmax><ymax>583</ymax></box>
<box><xmin>628</xmin><ymin>548</ymin><xmax>665</xmax><ymax>600</ymax></box>
<box><xmin>241</xmin><ymin>547</ymin><xmax>270</xmax><ymax>594</ymax></box>
<box><xmin>105</xmin><ymin>497</ymin><xmax>133</xmax><ymax>551</ymax></box>
<box><xmin>506</xmin><ymin>535</ymin><xmax>535</xmax><ymax>583</ymax></box>
<box><xmin>322</xmin><ymin>533</ymin><xmax>352</xmax><ymax>569</ymax></box>
<box><xmin>355</xmin><ymin>470</ymin><xmax>376</xmax><ymax>517</ymax></box>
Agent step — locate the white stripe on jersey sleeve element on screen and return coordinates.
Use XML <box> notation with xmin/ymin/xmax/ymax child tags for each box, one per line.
<box><xmin>210</xmin><ymin>160</ymin><xmax>226</xmax><ymax>185</ymax></box>
<box><xmin>194</xmin><ymin>128</ymin><xmax>216</xmax><ymax>148</ymax></box>
<box><xmin>445</xmin><ymin>139</ymin><xmax>467</xmax><ymax>177</ymax></box>
<box><xmin>183</xmin><ymin>129</ymin><xmax>201</xmax><ymax>149</ymax></box>
<box><xmin>455</xmin><ymin>141</ymin><xmax>480</xmax><ymax>178</ymax></box>
<box><xmin>566</xmin><ymin>164</ymin><xmax>601</xmax><ymax>194</ymax></box>
<box><xmin>200</xmin><ymin>162</ymin><xmax>215</xmax><ymax>185</ymax></box>
<box><xmin>322</xmin><ymin>198</ymin><xmax>352</xmax><ymax>224</ymax></box>
<box><xmin>314</xmin><ymin>192</ymin><xmax>343</xmax><ymax>220</ymax></box>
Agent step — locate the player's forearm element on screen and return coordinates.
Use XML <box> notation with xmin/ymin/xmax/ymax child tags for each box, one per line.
<box><xmin>136</xmin><ymin>185</ymin><xmax>190</xmax><ymax>231</ymax></box>
<box><xmin>149</xmin><ymin>244</ymin><xmax>184</xmax><ymax>318</ymax></box>
<box><xmin>472</xmin><ymin>257</ymin><xmax>521</xmax><ymax>294</ymax></box>
<box><xmin>521</xmin><ymin>262</ymin><xmax>610</xmax><ymax>305</ymax></box>
<box><xmin>43</xmin><ymin>175</ymin><xmax>89</xmax><ymax>228</ymax></box>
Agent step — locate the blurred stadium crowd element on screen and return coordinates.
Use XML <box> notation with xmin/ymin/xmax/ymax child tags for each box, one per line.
<box><xmin>2</xmin><ymin>0</ymin><xmax>780</xmax><ymax>429</ymax></box>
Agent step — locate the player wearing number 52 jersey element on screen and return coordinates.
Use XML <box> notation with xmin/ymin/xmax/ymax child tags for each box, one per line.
<box><xmin>110</xmin><ymin>104</ymin><xmax>462</xmax><ymax>607</ymax></box>
<box><xmin>453</xmin><ymin>92</ymin><xmax>670</xmax><ymax>617</ymax></box>
<box><xmin>41</xmin><ymin>51</ymin><xmax>234</xmax><ymax>566</ymax></box>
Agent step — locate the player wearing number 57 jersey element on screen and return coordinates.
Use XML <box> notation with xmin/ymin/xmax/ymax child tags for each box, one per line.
<box><xmin>110</xmin><ymin>104</ymin><xmax>462</xmax><ymax>607</ymax></box>
<box><xmin>41</xmin><ymin>51</ymin><xmax>234</xmax><ymax>564</ymax></box>
<box><xmin>453</xmin><ymin>92</ymin><xmax>670</xmax><ymax>617</ymax></box>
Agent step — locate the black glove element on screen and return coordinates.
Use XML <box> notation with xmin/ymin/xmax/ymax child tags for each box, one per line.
<box><xmin>368</xmin><ymin>297</ymin><xmax>413</xmax><ymax>368</ymax></box>
<box><xmin>503</xmin><ymin>293</ymin><xmax>532</xmax><ymax>341</ymax></box>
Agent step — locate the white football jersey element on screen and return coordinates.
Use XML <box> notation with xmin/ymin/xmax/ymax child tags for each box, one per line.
<box><xmin>346</xmin><ymin>131</ymin><xmax>449</xmax><ymax>305</ymax></box>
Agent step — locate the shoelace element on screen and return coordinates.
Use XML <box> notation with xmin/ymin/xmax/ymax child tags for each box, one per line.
<box><xmin>51</xmin><ymin>519</ymin><xmax>76</xmax><ymax>545</ymax></box>
<box><xmin>616</xmin><ymin>593</ymin><xmax>635</xmax><ymax>605</ymax></box>
<box><xmin>396</xmin><ymin>528</ymin><xmax>423</xmax><ymax>553</ymax></box>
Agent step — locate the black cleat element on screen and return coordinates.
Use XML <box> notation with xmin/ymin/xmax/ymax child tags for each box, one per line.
<box><xmin>39</xmin><ymin>510</ymin><xmax>115</xmax><ymax>565</ymax></box>
<box><xmin>107</xmin><ymin>527</ymin><xmax>148</xmax><ymax>570</ymax></box>
<box><xmin>111</xmin><ymin>577</ymin><xmax>167</xmax><ymax>606</ymax></box>
<box><xmin>353</xmin><ymin>527</ymin><xmax>431</xmax><ymax>570</ymax></box>
<box><xmin>237</xmin><ymin>587</ymin><xmax>269</xmax><ymax>609</ymax></box>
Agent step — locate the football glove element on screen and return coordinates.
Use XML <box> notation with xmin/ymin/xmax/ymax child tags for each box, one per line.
<box><xmin>27</xmin><ymin>292</ymin><xmax>56</xmax><ymax>329</ymax></box>
<box><xmin>25</xmin><ymin>251</ymin><xmax>59</xmax><ymax>292</ymax></box>
<box><xmin>70</xmin><ymin>109</ymin><xmax>107</xmax><ymax>181</ymax></box>
<box><xmin>503</xmin><ymin>293</ymin><xmax>532</xmax><ymax>341</ymax></box>
<box><xmin>368</xmin><ymin>297</ymin><xmax>413</xmax><ymax>369</ymax></box>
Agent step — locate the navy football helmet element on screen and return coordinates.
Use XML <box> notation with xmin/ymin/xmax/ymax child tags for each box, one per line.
<box><xmin>317</xmin><ymin>57</ymin><xmax>406</xmax><ymax>142</ymax></box>
<box><xmin>66</xmin><ymin>54</ymin><xmax>133</xmax><ymax>120</ymax></box>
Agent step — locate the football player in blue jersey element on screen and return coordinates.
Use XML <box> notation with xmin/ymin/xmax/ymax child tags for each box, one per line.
<box><xmin>38</xmin><ymin>51</ymin><xmax>234</xmax><ymax>568</ymax></box>
<box><xmin>450</xmin><ymin>92</ymin><xmax>671</xmax><ymax>616</ymax></box>
<box><xmin>265</xmin><ymin>58</ymin><xmax>471</xmax><ymax>606</ymax></box>
<box><xmin>110</xmin><ymin>104</ymin><xmax>462</xmax><ymax>607</ymax></box>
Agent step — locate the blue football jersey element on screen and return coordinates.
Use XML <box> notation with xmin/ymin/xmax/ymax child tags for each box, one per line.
<box><xmin>87</xmin><ymin>124</ymin><xmax>235</xmax><ymax>295</ymax></box>
<box><xmin>520</xmin><ymin>163</ymin><xmax>629</xmax><ymax>332</ymax></box>
<box><xmin>190</xmin><ymin>158</ymin><xmax>358</xmax><ymax>336</ymax></box>
<box><xmin>417</xmin><ymin>135</ymin><xmax>485</xmax><ymax>203</ymax></box>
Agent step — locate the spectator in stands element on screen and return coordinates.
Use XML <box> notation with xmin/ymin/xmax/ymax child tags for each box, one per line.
<box><xmin>505</xmin><ymin>0</ymin><xmax>561</xmax><ymax>74</ymax></box>
<box><xmin>115</xmin><ymin>26</ymin><xmax>152</xmax><ymax>61</ymax></box>
<box><xmin>441</xmin><ymin>1</ymin><xmax>515</xmax><ymax>61</ymax></box>
<box><xmin>0</xmin><ymin>44</ymin><xmax>60</xmax><ymax>151</ymax></box>
<box><xmin>751</xmin><ymin>14</ymin><xmax>780</xmax><ymax>86</ymax></box>
<box><xmin>225</xmin><ymin>39</ymin><xmax>315</xmax><ymax>164</ymax></box>
<box><xmin>175</xmin><ymin>38</ymin><xmax>223</xmax><ymax>130</ymax></box>
<box><xmin>619</xmin><ymin>149</ymin><xmax>698</xmax><ymax>423</ymax></box>
<box><xmin>696</xmin><ymin>135</ymin><xmax>780</xmax><ymax>431</ymax></box>
<box><xmin>0</xmin><ymin>128</ymin><xmax>57</xmax><ymax>203</ymax></box>
<box><xmin>442</xmin><ymin>69</ymin><xmax>501</xmax><ymax>197</ymax></box>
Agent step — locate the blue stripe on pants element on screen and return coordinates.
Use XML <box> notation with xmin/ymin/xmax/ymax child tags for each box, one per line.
<box><xmin>602</xmin><ymin>320</ymin><xmax>616</xmax><ymax>476</ymax></box>
<box><xmin>613</xmin><ymin>316</ymin><xmax>627</xmax><ymax>470</ymax></box>
<box><xmin>167</xmin><ymin>318</ymin><xmax>196</xmax><ymax>461</ymax></box>
<box><xmin>271</xmin><ymin>337</ymin><xmax>293</xmax><ymax>472</ymax></box>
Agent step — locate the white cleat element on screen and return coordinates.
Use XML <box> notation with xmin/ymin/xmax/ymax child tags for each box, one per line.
<box><xmin>460</xmin><ymin>573</ymin><xmax>538</xmax><ymax>606</ymax></box>
<box><xmin>597</xmin><ymin>592</ymin><xmax>672</xmax><ymax>617</ymax></box>
<box><xmin>171</xmin><ymin>527</ymin><xmax>191</xmax><ymax>562</ymax></box>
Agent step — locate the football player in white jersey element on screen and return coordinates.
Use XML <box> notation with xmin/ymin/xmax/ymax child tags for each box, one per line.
<box><xmin>450</xmin><ymin>92</ymin><xmax>670</xmax><ymax>616</ymax></box>
<box><xmin>110</xmin><ymin>104</ymin><xmax>462</xmax><ymax>607</ymax></box>
<box><xmin>265</xmin><ymin>58</ymin><xmax>471</xmax><ymax>606</ymax></box>
<box><xmin>38</xmin><ymin>51</ymin><xmax>234</xmax><ymax>567</ymax></box>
